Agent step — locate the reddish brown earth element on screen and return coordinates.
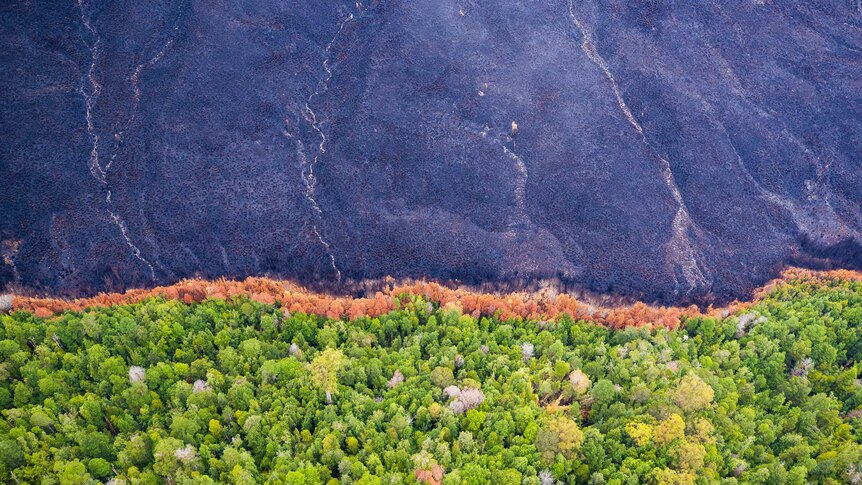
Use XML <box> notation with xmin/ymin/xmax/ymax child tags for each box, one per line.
<box><xmin>10</xmin><ymin>268</ymin><xmax>861</xmax><ymax>329</ymax></box>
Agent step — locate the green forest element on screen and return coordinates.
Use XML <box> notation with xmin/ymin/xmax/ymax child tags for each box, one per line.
<box><xmin>2</xmin><ymin>278</ymin><xmax>862</xmax><ymax>484</ymax></box>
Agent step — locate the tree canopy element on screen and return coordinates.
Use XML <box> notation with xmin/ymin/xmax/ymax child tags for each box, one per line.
<box><xmin>1</xmin><ymin>277</ymin><xmax>862</xmax><ymax>483</ymax></box>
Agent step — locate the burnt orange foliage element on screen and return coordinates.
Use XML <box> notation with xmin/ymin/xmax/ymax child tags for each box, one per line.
<box><xmin>414</xmin><ymin>465</ymin><xmax>444</xmax><ymax>485</ymax></box>
<box><xmin>9</xmin><ymin>268</ymin><xmax>862</xmax><ymax>329</ymax></box>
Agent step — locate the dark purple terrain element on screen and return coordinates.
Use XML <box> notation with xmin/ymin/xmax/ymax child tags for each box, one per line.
<box><xmin>2</xmin><ymin>0</ymin><xmax>861</xmax><ymax>304</ymax></box>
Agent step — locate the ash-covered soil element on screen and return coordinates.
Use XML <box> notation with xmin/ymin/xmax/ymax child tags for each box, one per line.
<box><xmin>2</xmin><ymin>0</ymin><xmax>861</xmax><ymax>304</ymax></box>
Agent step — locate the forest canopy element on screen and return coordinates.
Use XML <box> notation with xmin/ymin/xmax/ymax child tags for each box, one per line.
<box><xmin>2</xmin><ymin>277</ymin><xmax>862</xmax><ymax>484</ymax></box>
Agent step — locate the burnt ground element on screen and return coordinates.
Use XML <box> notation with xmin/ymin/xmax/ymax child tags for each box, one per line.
<box><xmin>1</xmin><ymin>0</ymin><xmax>861</xmax><ymax>305</ymax></box>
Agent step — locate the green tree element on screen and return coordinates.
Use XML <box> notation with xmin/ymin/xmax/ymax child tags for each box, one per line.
<box><xmin>672</xmin><ymin>374</ymin><xmax>714</xmax><ymax>413</ymax></box>
<box><xmin>55</xmin><ymin>460</ymin><xmax>91</xmax><ymax>485</ymax></box>
<box><xmin>310</xmin><ymin>349</ymin><xmax>346</xmax><ymax>404</ymax></box>
<box><xmin>536</xmin><ymin>415</ymin><xmax>584</xmax><ymax>461</ymax></box>
<box><xmin>0</xmin><ymin>439</ymin><xmax>24</xmax><ymax>473</ymax></box>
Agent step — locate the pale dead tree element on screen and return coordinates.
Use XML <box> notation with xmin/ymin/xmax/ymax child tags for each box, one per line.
<box><xmin>454</xmin><ymin>354</ymin><xmax>464</xmax><ymax>368</ymax></box>
<box><xmin>443</xmin><ymin>386</ymin><xmax>461</xmax><ymax>399</ymax></box>
<box><xmin>569</xmin><ymin>369</ymin><xmax>591</xmax><ymax>395</ymax></box>
<box><xmin>521</xmin><ymin>342</ymin><xmax>535</xmax><ymax>362</ymax></box>
<box><xmin>735</xmin><ymin>313</ymin><xmax>767</xmax><ymax>338</ymax></box>
<box><xmin>289</xmin><ymin>343</ymin><xmax>302</xmax><ymax>357</ymax></box>
<box><xmin>129</xmin><ymin>366</ymin><xmax>146</xmax><ymax>383</ymax></box>
<box><xmin>449</xmin><ymin>387</ymin><xmax>484</xmax><ymax>414</ymax></box>
<box><xmin>174</xmin><ymin>444</ymin><xmax>197</xmax><ymax>463</ymax></box>
<box><xmin>847</xmin><ymin>464</ymin><xmax>862</xmax><ymax>485</ymax></box>
<box><xmin>388</xmin><ymin>370</ymin><xmax>405</xmax><ymax>389</ymax></box>
<box><xmin>792</xmin><ymin>358</ymin><xmax>814</xmax><ymax>378</ymax></box>
<box><xmin>0</xmin><ymin>294</ymin><xmax>12</xmax><ymax>313</ymax></box>
<box><xmin>735</xmin><ymin>313</ymin><xmax>755</xmax><ymax>337</ymax></box>
<box><xmin>193</xmin><ymin>380</ymin><xmax>211</xmax><ymax>393</ymax></box>
<box><xmin>460</xmin><ymin>388</ymin><xmax>485</xmax><ymax>409</ymax></box>
<box><xmin>539</xmin><ymin>470</ymin><xmax>555</xmax><ymax>485</ymax></box>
